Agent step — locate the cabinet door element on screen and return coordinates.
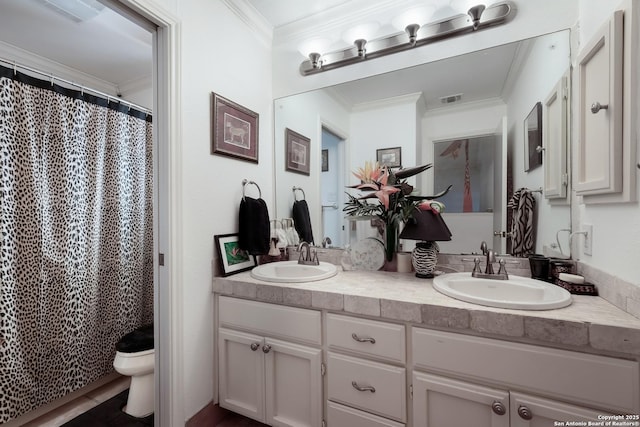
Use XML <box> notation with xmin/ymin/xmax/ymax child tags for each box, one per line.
<box><xmin>264</xmin><ymin>337</ymin><xmax>323</xmax><ymax>427</ymax></box>
<box><xmin>510</xmin><ymin>392</ymin><xmax>611</xmax><ymax>427</ymax></box>
<box><xmin>412</xmin><ymin>372</ymin><xmax>509</xmax><ymax>427</ymax></box>
<box><xmin>218</xmin><ymin>328</ymin><xmax>265</xmax><ymax>422</ymax></box>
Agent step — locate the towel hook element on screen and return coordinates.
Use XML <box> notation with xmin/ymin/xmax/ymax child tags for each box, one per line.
<box><xmin>293</xmin><ymin>186</ymin><xmax>306</xmax><ymax>201</ymax></box>
<box><xmin>242</xmin><ymin>179</ymin><xmax>262</xmax><ymax>200</ymax></box>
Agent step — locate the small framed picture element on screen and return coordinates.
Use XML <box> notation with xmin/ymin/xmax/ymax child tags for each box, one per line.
<box><xmin>321</xmin><ymin>149</ymin><xmax>329</xmax><ymax>172</ymax></box>
<box><xmin>285</xmin><ymin>128</ymin><xmax>310</xmax><ymax>175</ymax></box>
<box><xmin>214</xmin><ymin>233</ymin><xmax>256</xmax><ymax>276</ymax></box>
<box><xmin>524</xmin><ymin>102</ymin><xmax>542</xmax><ymax>172</ymax></box>
<box><xmin>211</xmin><ymin>92</ymin><xmax>259</xmax><ymax>163</ymax></box>
<box><xmin>377</xmin><ymin>146</ymin><xmax>402</xmax><ymax>168</ymax></box>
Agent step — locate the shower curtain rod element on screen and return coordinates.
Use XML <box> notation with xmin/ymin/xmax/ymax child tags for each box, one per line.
<box><xmin>0</xmin><ymin>56</ymin><xmax>152</xmax><ymax>115</ymax></box>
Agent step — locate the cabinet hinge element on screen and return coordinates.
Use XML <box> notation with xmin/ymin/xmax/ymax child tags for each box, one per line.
<box><xmin>410</xmin><ymin>384</ymin><xmax>413</xmax><ymax>398</ymax></box>
<box><xmin>562</xmin><ymin>173</ymin><xmax>569</xmax><ymax>185</ymax></box>
<box><xmin>322</xmin><ymin>420</ymin><xmax>326</xmax><ymax>427</ymax></box>
<box><xmin>321</xmin><ymin>362</ymin><xmax>326</xmax><ymax>376</ymax></box>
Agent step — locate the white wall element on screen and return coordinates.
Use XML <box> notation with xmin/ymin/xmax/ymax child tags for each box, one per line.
<box><xmin>505</xmin><ymin>31</ymin><xmax>572</xmax><ymax>253</ymax></box>
<box><xmin>574</xmin><ymin>0</ymin><xmax>640</xmax><ymax>284</ymax></box>
<box><xmin>177</xmin><ymin>0</ymin><xmax>274</xmax><ymax>419</ymax></box>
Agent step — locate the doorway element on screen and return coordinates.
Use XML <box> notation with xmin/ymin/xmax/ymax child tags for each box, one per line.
<box><xmin>321</xmin><ymin>127</ymin><xmax>346</xmax><ymax>248</ymax></box>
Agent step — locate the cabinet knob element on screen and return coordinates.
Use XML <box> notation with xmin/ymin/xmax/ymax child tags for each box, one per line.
<box><xmin>351</xmin><ymin>333</ymin><xmax>376</xmax><ymax>344</ymax></box>
<box><xmin>590</xmin><ymin>102</ymin><xmax>609</xmax><ymax>114</ymax></box>
<box><xmin>351</xmin><ymin>381</ymin><xmax>376</xmax><ymax>393</ymax></box>
<box><xmin>518</xmin><ymin>405</ymin><xmax>533</xmax><ymax>420</ymax></box>
<box><xmin>491</xmin><ymin>401</ymin><xmax>506</xmax><ymax>415</ymax></box>
<box><xmin>262</xmin><ymin>344</ymin><xmax>272</xmax><ymax>354</ymax></box>
<box><xmin>250</xmin><ymin>342</ymin><xmax>260</xmax><ymax>351</ymax></box>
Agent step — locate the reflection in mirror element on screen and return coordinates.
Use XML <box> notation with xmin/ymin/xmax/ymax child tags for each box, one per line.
<box><xmin>274</xmin><ymin>30</ymin><xmax>572</xmax><ymax>255</ymax></box>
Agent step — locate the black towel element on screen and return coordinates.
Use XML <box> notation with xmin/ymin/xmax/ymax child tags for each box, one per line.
<box><xmin>238</xmin><ymin>197</ymin><xmax>270</xmax><ymax>255</ymax></box>
<box><xmin>292</xmin><ymin>200</ymin><xmax>314</xmax><ymax>244</ymax></box>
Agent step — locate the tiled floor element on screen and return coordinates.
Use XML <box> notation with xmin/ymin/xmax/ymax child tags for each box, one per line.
<box><xmin>18</xmin><ymin>376</ymin><xmax>265</xmax><ymax>427</ymax></box>
<box><xmin>21</xmin><ymin>377</ymin><xmax>130</xmax><ymax>427</ymax></box>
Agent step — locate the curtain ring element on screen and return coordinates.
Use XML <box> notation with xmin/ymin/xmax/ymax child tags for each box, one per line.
<box><xmin>13</xmin><ymin>61</ymin><xmax>17</xmax><ymax>75</ymax></box>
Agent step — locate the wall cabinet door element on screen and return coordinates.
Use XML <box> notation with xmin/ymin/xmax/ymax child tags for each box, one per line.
<box><xmin>264</xmin><ymin>338</ymin><xmax>323</xmax><ymax>427</ymax></box>
<box><xmin>412</xmin><ymin>372</ymin><xmax>510</xmax><ymax>427</ymax></box>
<box><xmin>510</xmin><ymin>392</ymin><xmax>610</xmax><ymax>427</ymax></box>
<box><xmin>218</xmin><ymin>328</ymin><xmax>265</xmax><ymax>421</ymax></box>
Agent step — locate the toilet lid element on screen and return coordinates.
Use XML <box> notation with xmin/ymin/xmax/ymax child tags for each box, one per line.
<box><xmin>116</xmin><ymin>324</ymin><xmax>154</xmax><ymax>353</ymax></box>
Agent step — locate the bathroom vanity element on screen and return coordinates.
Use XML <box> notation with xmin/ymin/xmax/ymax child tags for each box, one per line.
<box><xmin>212</xmin><ymin>269</ymin><xmax>640</xmax><ymax>427</ymax></box>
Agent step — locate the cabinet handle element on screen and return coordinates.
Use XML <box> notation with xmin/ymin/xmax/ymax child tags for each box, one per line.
<box><xmin>262</xmin><ymin>344</ymin><xmax>272</xmax><ymax>354</ymax></box>
<box><xmin>250</xmin><ymin>342</ymin><xmax>260</xmax><ymax>351</ymax></box>
<box><xmin>590</xmin><ymin>102</ymin><xmax>609</xmax><ymax>114</ymax></box>
<box><xmin>491</xmin><ymin>401</ymin><xmax>506</xmax><ymax>416</ymax></box>
<box><xmin>518</xmin><ymin>405</ymin><xmax>533</xmax><ymax>420</ymax></box>
<box><xmin>351</xmin><ymin>381</ymin><xmax>376</xmax><ymax>393</ymax></box>
<box><xmin>351</xmin><ymin>333</ymin><xmax>376</xmax><ymax>344</ymax></box>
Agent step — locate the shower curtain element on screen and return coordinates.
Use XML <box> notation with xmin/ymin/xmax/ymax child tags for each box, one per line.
<box><xmin>0</xmin><ymin>65</ymin><xmax>154</xmax><ymax>423</ymax></box>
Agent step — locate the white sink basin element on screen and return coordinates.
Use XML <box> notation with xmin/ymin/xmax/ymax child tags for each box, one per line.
<box><xmin>250</xmin><ymin>261</ymin><xmax>338</xmax><ymax>283</ymax></box>
<box><xmin>433</xmin><ymin>272</ymin><xmax>572</xmax><ymax>310</ymax></box>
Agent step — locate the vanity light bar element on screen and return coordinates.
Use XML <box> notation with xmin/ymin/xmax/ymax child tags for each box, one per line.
<box><xmin>299</xmin><ymin>2</ymin><xmax>516</xmax><ymax>76</ymax></box>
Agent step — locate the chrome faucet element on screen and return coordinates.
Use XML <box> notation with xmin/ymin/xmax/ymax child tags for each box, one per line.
<box><xmin>298</xmin><ymin>241</ymin><xmax>319</xmax><ymax>265</ymax></box>
<box><xmin>472</xmin><ymin>241</ymin><xmax>509</xmax><ymax>280</ymax></box>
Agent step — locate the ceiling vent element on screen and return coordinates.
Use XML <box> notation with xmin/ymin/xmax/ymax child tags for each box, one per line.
<box><xmin>38</xmin><ymin>0</ymin><xmax>105</xmax><ymax>22</ymax></box>
<box><xmin>439</xmin><ymin>93</ymin><xmax>463</xmax><ymax>104</ymax></box>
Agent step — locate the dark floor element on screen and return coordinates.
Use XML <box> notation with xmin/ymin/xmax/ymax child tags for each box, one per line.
<box><xmin>61</xmin><ymin>389</ymin><xmax>153</xmax><ymax>427</ymax></box>
<box><xmin>60</xmin><ymin>388</ymin><xmax>269</xmax><ymax>426</ymax></box>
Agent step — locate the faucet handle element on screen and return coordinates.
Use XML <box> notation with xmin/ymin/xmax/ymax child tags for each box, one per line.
<box><xmin>497</xmin><ymin>259</ymin><xmax>509</xmax><ymax>279</ymax></box>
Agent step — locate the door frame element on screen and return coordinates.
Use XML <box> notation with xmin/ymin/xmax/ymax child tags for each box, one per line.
<box><xmin>112</xmin><ymin>1</ymin><xmax>183</xmax><ymax>426</ymax></box>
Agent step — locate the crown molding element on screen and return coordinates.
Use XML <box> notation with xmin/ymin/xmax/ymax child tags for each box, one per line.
<box><xmin>117</xmin><ymin>74</ymin><xmax>152</xmax><ymax>96</ymax></box>
<box><xmin>222</xmin><ymin>0</ymin><xmax>273</xmax><ymax>48</ymax></box>
<box><xmin>352</xmin><ymin>91</ymin><xmax>424</xmax><ymax>112</ymax></box>
<box><xmin>274</xmin><ymin>0</ymin><xmax>421</xmax><ymax>45</ymax></box>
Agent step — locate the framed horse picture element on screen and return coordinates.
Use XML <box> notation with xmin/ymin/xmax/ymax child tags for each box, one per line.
<box><xmin>211</xmin><ymin>92</ymin><xmax>259</xmax><ymax>163</ymax></box>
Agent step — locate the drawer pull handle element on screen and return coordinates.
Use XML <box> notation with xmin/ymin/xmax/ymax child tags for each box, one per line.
<box><xmin>250</xmin><ymin>342</ymin><xmax>260</xmax><ymax>351</ymax></box>
<box><xmin>518</xmin><ymin>405</ymin><xmax>533</xmax><ymax>420</ymax></box>
<box><xmin>351</xmin><ymin>381</ymin><xmax>376</xmax><ymax>393</ymax></box>
<box><xmin>351</xmin><ymin>333</ymin><xmax>376</xmax><ymax>344</ymax></box>
<box><xmin>262</xmin><ymin>344</ymin><xmax>272</xmax><ymax>354</ymax></box>
<box><xmin>491</xmin><ymin>401</ymin><xmax>506</xmax><ymax>416</ymax></box>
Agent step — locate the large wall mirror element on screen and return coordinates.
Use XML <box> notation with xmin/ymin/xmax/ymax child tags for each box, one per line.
<box><xmin>274</xmin><ymin>29</ymin><xmax>572</xmax><ymax>255</ymax></box>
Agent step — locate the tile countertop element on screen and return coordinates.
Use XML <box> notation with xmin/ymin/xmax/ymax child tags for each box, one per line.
<box><xmin>212</xmin><ymin>269</ymin><xmax>640</xmax><ymax>359</ymax></box>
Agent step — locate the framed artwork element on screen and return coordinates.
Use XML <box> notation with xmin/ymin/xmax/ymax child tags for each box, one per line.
<box><xmin>321</xmin><ymin>149</ymin><xmax>329</xmax><ymax>172</ymax></box>
<box><xmin>285</xmin><ymin>128</ymin><xmax>311</xmax><ymax>175</ymax></box>
<box><xmin>524</xmin><ymin>101</ymin><xmax>542</xmax><ymax>172</ymax></box>
<box><xmin>377</xmin><ymin>146</ymin><xmax>402</xmax><ymax>168</ymax></box>
<box><xmin>211</xmin><ymin>92</ymin><xmax>259</xmax><ymax>163</ymax></box>
<box><xmin>214</xmin><ymin>233</ymin><xmax>256</xmax><ymax>276</ymax></box>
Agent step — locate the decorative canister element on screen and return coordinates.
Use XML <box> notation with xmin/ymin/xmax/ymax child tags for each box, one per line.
<box><xmin>549</xmin><ymin>259</ymin><xmax>575</xmax><ymax>282</ymax></box>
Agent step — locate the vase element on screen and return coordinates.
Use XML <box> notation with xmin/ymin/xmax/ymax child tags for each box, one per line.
<box><xmin>384</xmin><ymin>220</ymin><xmax>398</xmax><ymax>263</ymax></box>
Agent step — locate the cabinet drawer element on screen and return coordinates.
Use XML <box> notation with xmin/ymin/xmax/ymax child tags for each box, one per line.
<box><xmin>412</xmin><ymin>328</ymin><xmax>640</xmax><ymax>413</ymax></box>
<box><xmin>327</xmin><ymin>313</ymin><xmax>405</xmax><ymax>362</ymax></box>
<box><xmin>327</xmin><ymin>352</ymin><xmax>406</xmax><ymax>422</ymax></box>
<box><xmin>327</xmin><ymin>401</ymin><xmax>404</xmax><ymax>427</ymax></box>
<box><xmin>219</xmin><ymin>296</ymin><xmax>321</xmax><ymax>345</ymax></box>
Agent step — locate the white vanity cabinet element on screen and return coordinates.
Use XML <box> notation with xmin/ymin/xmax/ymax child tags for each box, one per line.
<box><xmin>326</xmin><ymin>313</ymin><xmax>407</xmax><ymax>426</ymax></box>
<box><xmin>218</xmin><ymin>296</ymin><xmax>323</xmax><ymax>427</ymax></box>
<box><xmin>412</xmin><ymin>328</ymin><xmax>639</xmax><ymax>426</ymax></box>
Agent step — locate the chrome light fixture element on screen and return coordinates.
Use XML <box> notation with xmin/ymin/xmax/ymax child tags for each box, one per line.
<box><xmin>300</xmin><ymin>1</ymin><xmax>515</xmax><ymax>76</ymax></box>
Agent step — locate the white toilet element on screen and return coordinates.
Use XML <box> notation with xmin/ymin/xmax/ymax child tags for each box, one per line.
<box><xmin>113</xmin><ymin>324</ymin><xmax>154</xmax><ymax>418</ymax></box>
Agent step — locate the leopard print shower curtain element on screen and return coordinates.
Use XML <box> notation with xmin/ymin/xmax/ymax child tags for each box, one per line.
<box><xmin>0</xmin><ymin>66</ymin><xmax>154</xmax><ymax>423</ymax></box>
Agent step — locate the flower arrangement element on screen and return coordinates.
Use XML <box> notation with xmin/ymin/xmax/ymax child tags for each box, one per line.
<box><xmin>344</xmin><ymin>161</ymin><xmax>450</xmax><ymax>262</ymax></box>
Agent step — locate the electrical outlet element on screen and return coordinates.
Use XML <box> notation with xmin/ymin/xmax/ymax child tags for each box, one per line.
<box><xmin>583</xmin><ymin>224</ymin><xmax>593</xmax><ymax>256</ymax></box>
